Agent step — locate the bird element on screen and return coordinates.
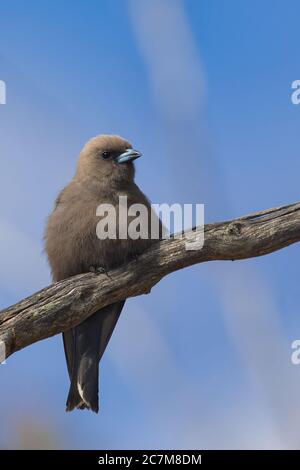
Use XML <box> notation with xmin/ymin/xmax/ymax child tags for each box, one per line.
<box><xmin>45</xmin><ymin>134</ymin><xmax>159</xmax><ymax>412</ymax></box>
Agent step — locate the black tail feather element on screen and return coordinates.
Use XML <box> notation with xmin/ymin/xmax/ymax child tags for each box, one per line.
<box><xmin>63</xmin><ymin>301</ymin><xmax>125</xmax><ymax>412</ymax></box>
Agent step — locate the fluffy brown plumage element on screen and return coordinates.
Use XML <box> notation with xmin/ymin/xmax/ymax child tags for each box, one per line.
<box><xmin>45</xmin><ymin>134</ymin><xmax>157</xmax><ymax>412</ymax></box>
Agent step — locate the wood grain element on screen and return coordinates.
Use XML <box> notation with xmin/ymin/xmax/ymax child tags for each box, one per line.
<box><xmin>1</xmin><ymin>201</ymin><xmax>300</xmax><ymax>359</ymax></box>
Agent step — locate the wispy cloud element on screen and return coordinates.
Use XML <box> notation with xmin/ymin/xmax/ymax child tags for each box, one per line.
<box><xmin>129</xmin><ymin>0</ymin><xmax>205</xmax><ymax>123</ymax></box>
<box><xmin>213</xmin><ymin>262</ymin><xmax>300</xmax><ymax>448</ymax></box>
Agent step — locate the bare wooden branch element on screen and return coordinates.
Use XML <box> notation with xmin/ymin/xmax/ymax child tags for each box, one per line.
<box><xmin>1</xmin><ymin>201</ymin><xmax>300</xmax><ymax>359</ymax></box>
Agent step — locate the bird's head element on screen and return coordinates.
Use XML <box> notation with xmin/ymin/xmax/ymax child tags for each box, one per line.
<box><xmin>76</xmin><ymin>135</ymin><xmax>142</xmax><ymax>184</ymax></box>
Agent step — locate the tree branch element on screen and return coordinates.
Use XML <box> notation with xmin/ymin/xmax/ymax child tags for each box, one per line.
<box><xmin>1</xmin><ymin>201</ymin><xmax>300</xmax><ymax>359</ymax></box>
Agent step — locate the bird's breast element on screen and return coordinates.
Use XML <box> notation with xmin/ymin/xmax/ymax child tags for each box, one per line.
<box><xmin>46</xmin><ymin>192</ymin><xmax>153</xmax><ymax>279</ymax></box>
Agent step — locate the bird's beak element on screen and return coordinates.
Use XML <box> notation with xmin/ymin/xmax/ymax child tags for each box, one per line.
<box><xmin>116</xmin><ymin>149</ymin><xmax>142</xmax><ymax>164</ymax></box>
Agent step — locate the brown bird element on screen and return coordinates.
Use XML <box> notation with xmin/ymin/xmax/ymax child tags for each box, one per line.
<box><xmin>45</xmin><ymin>135</ymin><xmax>158</xmax><ymax>412</ymax></box>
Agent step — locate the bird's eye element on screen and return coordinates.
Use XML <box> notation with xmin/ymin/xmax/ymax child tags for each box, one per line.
<box><xmin>102</xmin><ymin>151</ymin><xmax>110</xmax><ymax>160</ymax></box>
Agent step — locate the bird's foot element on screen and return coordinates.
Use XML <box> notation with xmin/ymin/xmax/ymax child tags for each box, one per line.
<box><xmin>89</xmin><ymin>265</ymin><xmax>111</xmax><ymax>279</ymax></box>
<box><xmin>131</xmin><ymin>253</ymin><xmax>140</xmax><ymax>263</ymax></box>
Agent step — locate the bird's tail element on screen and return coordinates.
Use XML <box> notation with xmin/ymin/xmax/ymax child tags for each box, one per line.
<box><xmin>63</xmin><ymin>301</ymin><xmax>125</xmax><ymax>413</ymax></box>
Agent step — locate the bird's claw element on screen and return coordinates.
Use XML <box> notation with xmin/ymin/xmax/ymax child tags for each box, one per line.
<box><xmin>89</xmin><ymin>265</ymin><xmax>111</xmax><ymax>278</ymax></box>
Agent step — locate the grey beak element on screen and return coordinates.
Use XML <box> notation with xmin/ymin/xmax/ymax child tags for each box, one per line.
<box><xmin>116</xmin><ymin>149</ymin><xmax>142</xmax><ymax>164</ymax></box>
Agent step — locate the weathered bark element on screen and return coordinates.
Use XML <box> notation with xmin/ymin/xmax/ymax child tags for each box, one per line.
<box><xmin>1</xmin><ymin>201</ymin><xmax>300</xmax><ymax>359</ymax></box>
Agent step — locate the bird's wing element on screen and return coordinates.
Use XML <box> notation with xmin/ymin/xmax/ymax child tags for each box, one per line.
<box><xmin>97</xmin><ymin>300</ymin><xmax>126</xmax><ymax>361</ymax></box>
<box><xmin>63</xmin><ymin>329</ymin><xmax>77</xmax><ymax>379</ymax></box>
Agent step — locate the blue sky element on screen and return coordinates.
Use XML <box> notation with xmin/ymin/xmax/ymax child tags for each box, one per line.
<box><xmin>0</xmin><ymin>0</ymin><xmax>300</xmax><ymax>449</ymax></box>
